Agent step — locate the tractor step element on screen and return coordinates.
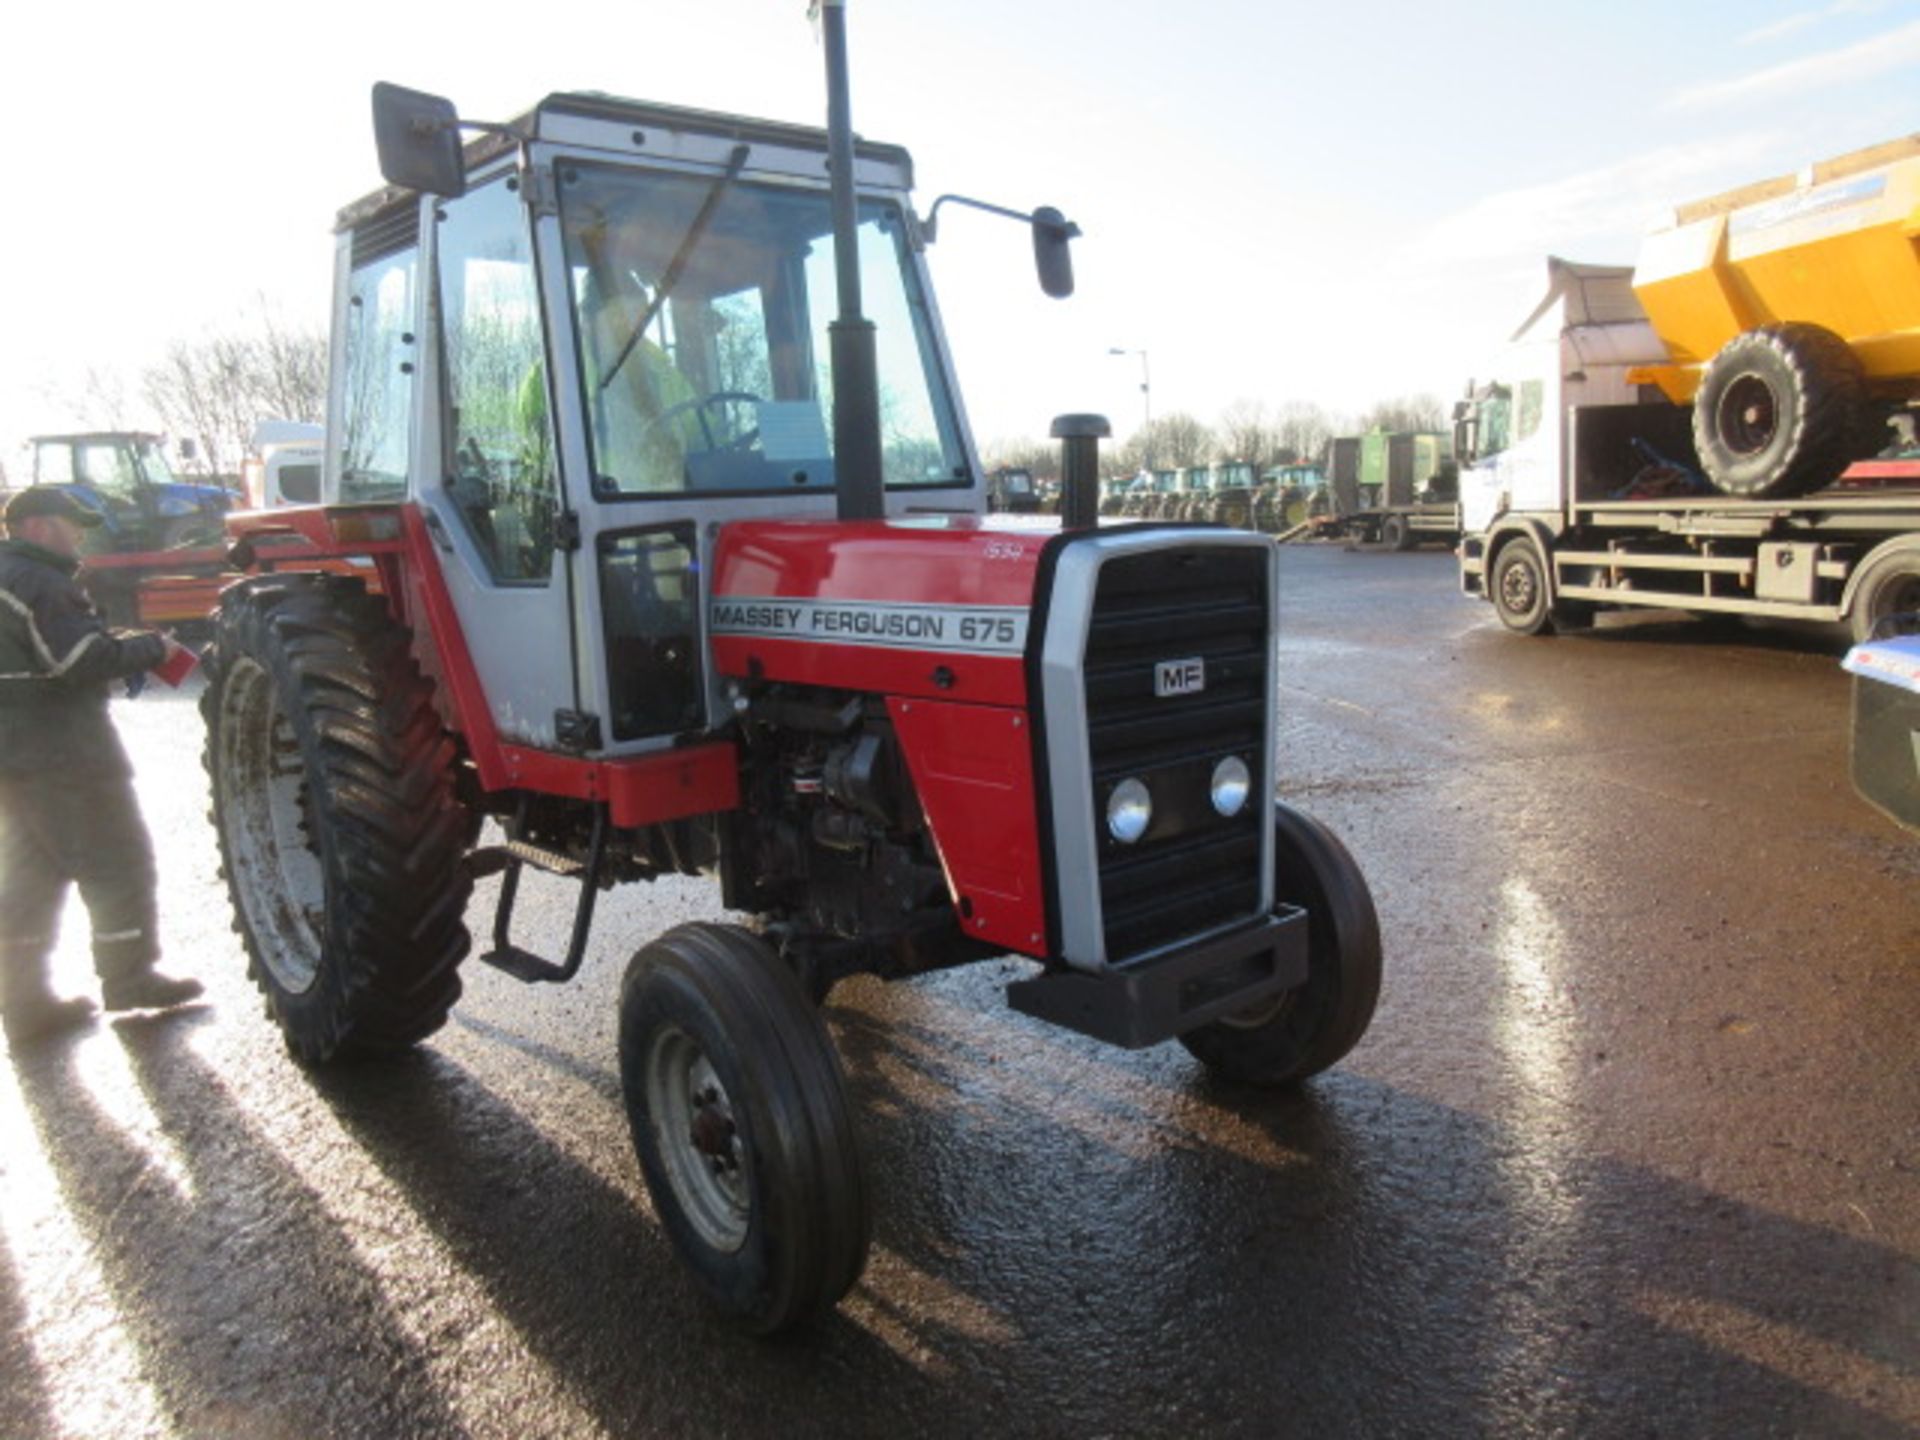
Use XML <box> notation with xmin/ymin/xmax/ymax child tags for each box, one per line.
<box><xmin>477</xmin><ymin>944</ymin><xmax>574</xmax><ymax>984</ymax></box>
<box><xmin>476</xmin><ymin>805</ymin><xmax>609</xmax><ymax>986</ymax></box>
<box><xmin>467</xmin><ymin>840</ymin><xmax>585</xmax><ymax>878</ymax></box>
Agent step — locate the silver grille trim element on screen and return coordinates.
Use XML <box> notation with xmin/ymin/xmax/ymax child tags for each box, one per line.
<box><xmin>1039</xmin><ymin>529</ymin><xmax>1278</xmax><ymax>973</ymax></box>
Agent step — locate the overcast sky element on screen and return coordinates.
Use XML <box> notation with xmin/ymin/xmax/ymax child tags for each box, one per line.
<box><xmin>2</xmin><ymin>0</ymin><xmax>1917</xmax><ymax>466</ymax></box>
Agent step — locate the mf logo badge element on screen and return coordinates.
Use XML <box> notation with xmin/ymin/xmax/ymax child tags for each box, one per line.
<box><xmin>1154</xmin><ymin>657</ymin><xmax>1206</xmax><ymax>698</ymax></box>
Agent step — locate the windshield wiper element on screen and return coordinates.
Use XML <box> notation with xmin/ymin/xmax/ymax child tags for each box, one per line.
<box><xmin>599</xmin><ymin>143</ymin><xmax>751</xmax><ymax>393</ymax></box>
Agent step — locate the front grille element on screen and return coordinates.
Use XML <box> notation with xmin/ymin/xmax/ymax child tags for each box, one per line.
<box><xmin>1084</xmin><ymin>546</ymin><xmax>1271</xmax><ymax>962</ymax></box>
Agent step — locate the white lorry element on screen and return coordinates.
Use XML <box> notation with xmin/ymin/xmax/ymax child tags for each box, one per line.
<box><xmin>1457</xmin><ymin>259</ymin><xmax>1920</xmax><ymax>641</ymax></box>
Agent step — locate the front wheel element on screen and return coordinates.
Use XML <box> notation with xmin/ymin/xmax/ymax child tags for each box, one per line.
<box><xmin>1490</xmin><ymin>535</ymin><xmax>1555</xmax><ymax>635</ymax></box>
<box><xmin>1179</xmin><ymin>803</ymin><xmax>1382</xmax><ymax>1087</ymax></box>
<box><xmin>619</xmin><ymin>923</ymin><xmax>869</xmax><ymax>1333</ymax></box>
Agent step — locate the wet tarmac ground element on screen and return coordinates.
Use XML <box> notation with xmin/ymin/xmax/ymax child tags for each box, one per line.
<box><xmin>2</xmin><ymin>545</ymin><xmax>1916</xmax><ymax>1438</ymax></box>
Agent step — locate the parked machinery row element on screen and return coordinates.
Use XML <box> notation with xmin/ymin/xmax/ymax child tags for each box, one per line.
<box><xmin>1099</xmin><ymin>461</ymin><xmax>1330</xmax><ymax>531</ymax></box>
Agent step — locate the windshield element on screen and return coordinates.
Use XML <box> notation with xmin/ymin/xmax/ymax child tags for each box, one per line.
<box><xmin>557</xmin><ymin>162</ymin><xmax>968</xmax><ymax>498</ymax></box>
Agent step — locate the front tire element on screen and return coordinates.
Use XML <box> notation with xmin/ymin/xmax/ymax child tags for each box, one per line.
<box><xmin>620</xmin><ymin>923</ymin><xmax>870</xmax><ymax>1333</ymax></box>
<box><xmin>1490</xmin><ymin>535</ymin><xmax>1555</xmax><ymax>635</ymax></box>
<box><xmin>1180</xmin><ymin>803</ymin><xmax>1383</xmax><ymax>1087</ymax></box>
<box><xmin>201</xmin><ymin>574</ymin><xmax>474</xmax><ymax>1063</ymax></box>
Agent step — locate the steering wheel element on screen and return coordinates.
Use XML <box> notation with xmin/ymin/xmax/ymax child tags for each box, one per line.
<box><xmin>644</xmin><ymin>390</ymin><xmax>764</xmax><ymax>454</ymax></box>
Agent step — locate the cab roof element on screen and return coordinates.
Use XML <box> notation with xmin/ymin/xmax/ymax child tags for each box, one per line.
<box><xmin>337</xmin><ymin>89</ymin><xmax>914</xmax><ymax>234</ymax></box>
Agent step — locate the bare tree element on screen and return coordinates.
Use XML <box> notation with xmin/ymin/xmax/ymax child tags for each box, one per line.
<box><xmin>1215</xmin><ymin>399</ymin><xmax>1276</xmax><ymax>466</ymax></box>
<box><xmin>981</xmin><ymin>437</ymin><xmax>1058</xmax><ymax>482</ymax></box>
<box><xmin>142</xmin><ymin>299</ymin><xmax>327</xmax><ymax>475</ymax></box>
<box><xmin>1357</xmin><ymin>393</ymin><xmax>1446</xmax><ymax>435</ymax></box>
<box><xmin>1146</xmin><ymin>412</ymin><xmax>1213</xmax><ymax>468</ymax></box>
<box><xmin>1274</xmin><ymin>401</ymin><xmax>1336</xmax><ymax>467</ymax></box>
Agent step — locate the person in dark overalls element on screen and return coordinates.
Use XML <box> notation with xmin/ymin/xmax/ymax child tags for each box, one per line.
<box><xmin>0</xmin><ymin>487</ymin><xmax>202</xmax><ymax>1047</ymax></box>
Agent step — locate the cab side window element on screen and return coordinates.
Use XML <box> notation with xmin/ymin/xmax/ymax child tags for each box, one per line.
<box><xmin>341</xmin><ymin>239</ymin><xmax>418</xmax><ymax>503</ymax></box>
<box><xmin>435</xmin><ymin>175</ymin><xmax>558</xmax><ymax>583</ymax></box>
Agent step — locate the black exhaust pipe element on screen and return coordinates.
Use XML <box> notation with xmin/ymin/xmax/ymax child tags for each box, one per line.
<box><xmin>1052</xmin><ymin>413</ymin><xmax>1109</xmax><ymax>531</ymax></box>
<box><xmin>821</xmin><ymin>0</ymin><xmax>885</xmax><ymax>522</ymax></box>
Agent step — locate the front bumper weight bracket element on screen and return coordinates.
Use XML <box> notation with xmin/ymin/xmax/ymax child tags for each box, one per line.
<box><xmin>1007</xmin><ymin>907</ymin><xmax>1309</xmax><ymax>1049</ymax></box>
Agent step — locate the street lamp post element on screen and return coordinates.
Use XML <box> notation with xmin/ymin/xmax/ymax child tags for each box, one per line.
<box><xmin>1107</xmin><ymin>346</ymin><xmax>1150</xmax><ymax>430</ymax></box>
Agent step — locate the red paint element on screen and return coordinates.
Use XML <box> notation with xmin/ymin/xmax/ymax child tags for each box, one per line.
<box><xmin>710</xmin><ymin>517</ymin><xmax>1049</xmax><ymax>702</ymax></box>
<box><xmin>886</xmin><ymin>696</ymin><xmax>1045</xmax><ymax>958</ymax></box>
<box><xmin>499</xmin><ymin>742</ymin><xmax>739</xmax><ymax>828</ymax></box>
<box><xmin>708</xmin><ymin>634</ymin><xmax>1027</xmax><ymax>705</ymax></box>
<box><xmin>713</xmin><ymin>516</ymin><xmax>1049</xmax><ymax>607</ymax></box>
<box><xmin>1840</xmin><ymin>459</ymin><xmax>1920</xmax><ymax>487</ymax></box>
<box><xmin>82</xmin><ymin>545</ymin><xmax>227</xmax><ymax>571</ymax></box>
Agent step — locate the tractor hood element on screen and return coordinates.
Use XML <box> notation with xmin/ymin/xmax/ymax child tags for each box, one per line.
<box><xmin>709</xmin><ymin>516</ymin><xmax>1054</xmax><ymax>707</ymax></box>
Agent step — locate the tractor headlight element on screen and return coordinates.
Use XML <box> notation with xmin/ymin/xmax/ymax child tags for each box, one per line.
<box><xmin>1210</xmin><ymin>756</ymin><xmax>1251</xmax><ymax>817</ymax></box>
<box><xmin>1106</xmin><ymin>778</ymin><xmax>1152</xmax><ymax>844</ymax></box>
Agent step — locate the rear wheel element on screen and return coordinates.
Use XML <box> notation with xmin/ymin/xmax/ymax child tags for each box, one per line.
<box><xmin>1850</xmin><ymin>546</ymin><xmax>1920</xmax><ymax>643</ymax></box>
<box><xmin>201</xmin><ymin>574</ymin><xmax>473</xmax><ymax>1063</ymax></box>
<box><xmin>1381</xmin><ymin>513</ymin><xmax>1415</xmax><ymax>551</ymax></box>
<box><xmin>1693</xmin><ymin>323</ymin><xmax>1864</xmax><ymax>499</ymax></box>
<box><xmin>619</xmin><ymin>922</ymin><xmax>869</xmax><ymax>1333</ymax></box>
<box><xmin>1180</xmin><ymin>803</ymin><xmax>1382</xmax><ymax>1087</ymax></box>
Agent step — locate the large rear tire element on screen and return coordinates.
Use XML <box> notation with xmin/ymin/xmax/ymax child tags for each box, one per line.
<box><xmin>1180</xmin><ymin>803</ymin><xmax>1383</xmax><ymax>1087</ymax></box>
<box><xmin>619</xmin><ymin>922</ymin><xmax>870</xmax><ymax>1333</ymax></box>
<box><xmin>1693</xmin><ymin>323</ymin><xmax>1865</xmax><ymax>499</ymax></box>
<box><xmin>201</xmin><ymin>574</ymin><xmax>473</xmax><ymax>1063</ymax></box>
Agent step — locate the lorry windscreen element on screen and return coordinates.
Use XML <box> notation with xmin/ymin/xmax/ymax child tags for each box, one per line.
<box><xmin>557</xmin><ymin>162</ymin><xmax>967</xmax><ymax>499</ymax></box>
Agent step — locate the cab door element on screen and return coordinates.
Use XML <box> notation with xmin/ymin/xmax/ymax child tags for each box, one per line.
<box><xmin>417</xmin><ymin>173</ymin><xmax>582</xmax><ymax>751</ymax></box>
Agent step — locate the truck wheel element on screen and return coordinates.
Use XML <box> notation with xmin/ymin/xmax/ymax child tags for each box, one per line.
<box><xmin>1490</xmin><ymin>536</ymin><xmax>1556</xmax><ymax>635</ymax></box>
<box><xmin>619</xmin><ymin>922</ymin><xmax>870</xmax><ymax>1333</ymax></box>
<box><xmin>1693</xmin><ymin>323</ymin><xmax>1864</xmax><ymax>499</ymax></box>
<box><xmin>1180</xmin><ymin>803</ymin><xmax>1382</xmax><ymax>1087</ymax></box>
<box><xmin>1849</xmin><ymin>546</ymin><xmax>1920</xmax><ymax>643</ymax></box>
<box><xmin>201</xmin><ymin>574</ymin><xmax>473</xmax><ymax>1063</ymax></box>
<box><xmin>1381</xmin><ymin>514</ymin><xmax>1415</xmax><ymax>552</ymax></box>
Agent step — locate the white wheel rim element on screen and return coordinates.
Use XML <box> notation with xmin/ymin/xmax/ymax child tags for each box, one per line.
<box><xmin>217</xmin><ymin>657</ymin><xmax>327</xmax><ymax>993</ymax></box>
<box><xmin>646</xmin><ymin>1026</ymin><xmax>751</xmax><ymax>1252</ymax></box>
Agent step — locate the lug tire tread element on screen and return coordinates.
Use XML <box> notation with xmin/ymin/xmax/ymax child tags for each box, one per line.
<box><xmin>201</xmin><ymin>573</ymin><xmax>473</xmax><ymax>1063</ymax></box>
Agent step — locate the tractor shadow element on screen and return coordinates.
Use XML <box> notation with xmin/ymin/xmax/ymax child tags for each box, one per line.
<box><xmin>7</xmin><ymin>1014</ymin><xmax>471</xmax><ymax>1440</ymax></box>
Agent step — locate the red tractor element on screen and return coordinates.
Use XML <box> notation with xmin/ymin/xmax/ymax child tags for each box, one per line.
<box><xmin>201</xmin><ymin>9</ymin><xmax>1381</xmax><ymax>1332</ymax></box>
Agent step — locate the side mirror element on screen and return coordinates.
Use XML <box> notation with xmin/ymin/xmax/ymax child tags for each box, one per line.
<box><xmin>1453</xmin><ymin>411</ymin><xmax>1479</xmax><ymax>467</ymax></box>
<box><xmin>372</xmin><ymin>82</ymin><xmax>467</xmax><ymax>199</ymax></box>
<box><xmin>1032</xmin><ymin>207</ymin><xmax>1077</xmax><ymax>299</ymax></box>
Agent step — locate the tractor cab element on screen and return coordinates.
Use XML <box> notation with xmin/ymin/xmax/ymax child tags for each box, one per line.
<box><xmin>319</xmin><ymin>92</ymin><xmax>985</xmax><ymax>754</ymax></box>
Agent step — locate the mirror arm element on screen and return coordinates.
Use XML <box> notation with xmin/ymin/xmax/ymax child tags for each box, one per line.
<box><xmin>921</xmin><ymin>192</ymin><xmax>1081</xmax><ymax>243</ymax></box>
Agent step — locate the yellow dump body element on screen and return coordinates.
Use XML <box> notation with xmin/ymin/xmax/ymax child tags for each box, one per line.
<box><xmin>1631</xmin><ymin>135</ymin><xmax>1920</xmax><ymax>403</ymax></box>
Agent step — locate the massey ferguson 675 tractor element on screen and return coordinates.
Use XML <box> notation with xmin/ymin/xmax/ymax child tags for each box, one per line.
<box><xmin>201</xmin><ymin>4</ymin><xmax>1381</xmax><ymax>1331</ymax></box>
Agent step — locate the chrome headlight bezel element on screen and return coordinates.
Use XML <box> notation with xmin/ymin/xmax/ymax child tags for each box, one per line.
<box><xmin>1105</xmin><ymin>777</ymin><xmax>1153</xmax><ymax>844</ymax></box>
<box><xmin>1210</xmin><ymin>755</ymin><xmax>1251</xmax><ymax>817</ymax></box>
